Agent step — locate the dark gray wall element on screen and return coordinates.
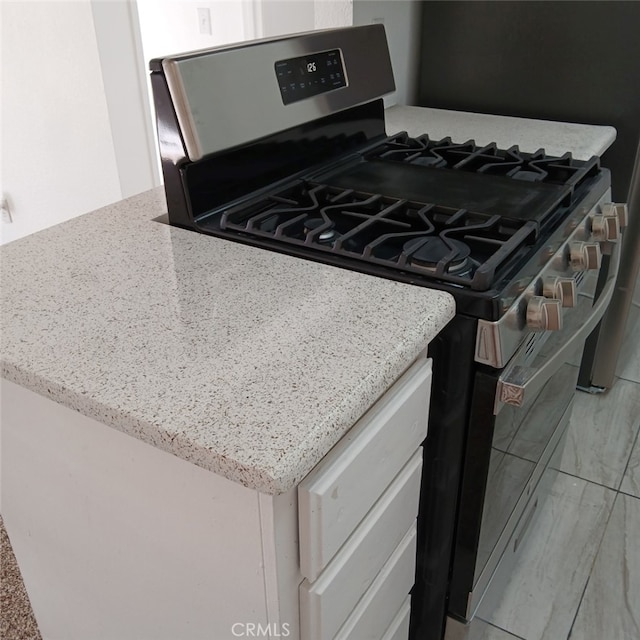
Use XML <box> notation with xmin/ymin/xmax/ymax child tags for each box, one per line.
<box><xmin>416</xmin><ymin>1</ymin><xmax>640</xmax><ymax>200</ymax></box>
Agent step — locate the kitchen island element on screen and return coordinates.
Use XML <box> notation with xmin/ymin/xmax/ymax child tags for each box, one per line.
<box><xmin>1</xmin><ymin>184</ymin><xmax>456</xmax><ymax>495</ymax></box>
<box><xmin>1</xmin><ymin>182</ymin><xmax>454</xmax><ymax>639</ymax></box>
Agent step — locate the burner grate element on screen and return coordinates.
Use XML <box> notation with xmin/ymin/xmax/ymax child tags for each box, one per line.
<box><xmin>366</xmin><ymin>133</ymin><xmax>597</xmax><ymax>187</ymax></box>
<box><xmin>214</xmin><ymin>182</ymin><xmax>538</xmax><ymax>290</ymax></box>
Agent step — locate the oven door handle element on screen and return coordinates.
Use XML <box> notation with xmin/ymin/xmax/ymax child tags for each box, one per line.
<box><xmin>495</xmin><ymin>241</ymin><xmax>621</xmax><ymax>414</ymax></box>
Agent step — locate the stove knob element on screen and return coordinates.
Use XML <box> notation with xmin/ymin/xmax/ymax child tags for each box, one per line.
<box><xmin>616</xmin><ymin>203</ymin><xmax>629</xmax><ymax>228</ymax></box>
<box><xmin>543</xmin><ymin>276</ymin><xmax>577</xmax><ymax>308</ymax></box>
<box><xmin>558</xmin><ymin>277</ymin><xmax>578</xmax><ymax>307</ymax></box>
<box><xmin>590</xmin><ymin>213</ymin><xmax>620</xmax><ymax>242</ymax></box>
<box><xmin>601</xmin><ymin>202</ymin><xmax>629</xmax><ymax>229</ymax></box>
<box><xmin>569</xmin><ymin>241</ymin><xmax>602</xmax><ymax>271</ymax></box>
<box><xmin>527</xmin><ymin>296</ymin><xmax>563</xmax><ymax>331</ymax></box>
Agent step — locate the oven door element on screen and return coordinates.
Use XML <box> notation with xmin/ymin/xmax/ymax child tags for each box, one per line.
<box><xmin>446</xmin><ymin>239</ymin><xmax>621</xmax><ymax>630</ymax></box>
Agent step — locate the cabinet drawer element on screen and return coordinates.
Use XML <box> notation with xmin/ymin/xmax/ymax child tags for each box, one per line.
<box><xmin>299</xmin><ymin>359</ymin><xmax>431</xmax><ymax>581</ymax></box>
<box><xmin>334</xmin><ymin>523</ymin><xmax>417</xmax><ymax>640</ymax></box>
<box><xmin>381</xmin><ymin>596</ymin><xmax>411</xmax><ymax>640</ymax></box>
<box><xmin>300</xmin><ymin>451</ymin><xmax>422</xmax><ymax>640</ymax></box>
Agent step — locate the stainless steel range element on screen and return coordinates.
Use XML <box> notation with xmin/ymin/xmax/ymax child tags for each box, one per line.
<box><xmin>150</xmin><ymin>25</ymin><xmax>626</xmax><ymax>640</ymax></box>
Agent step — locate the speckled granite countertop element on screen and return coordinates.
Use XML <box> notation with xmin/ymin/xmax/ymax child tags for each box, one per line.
<box><xmin>0</xmin><ymin>188</ymin><xmax>454</xmax><ymax>494</ymax></box>
<box><xmin>385</xmin><ymin>105</ymin><xmax>616</xmax><ymax>160</ymax></box>
<box><xmin>0</xmin><ymin>107</ymin><xmax>616</xmax><ymax>495</ymax></box>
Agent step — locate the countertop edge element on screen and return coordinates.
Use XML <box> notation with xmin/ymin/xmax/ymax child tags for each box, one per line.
<box><xmin>1</xmin><ymin>291</ymin><xmax>455</xmax><ymax>495</ymax></box>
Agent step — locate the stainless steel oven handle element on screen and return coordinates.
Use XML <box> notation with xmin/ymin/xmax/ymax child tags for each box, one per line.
<box><xmin>495</xmin><ymin>241</ymin><xmax>621</xmax><ymax>413</ymax></box>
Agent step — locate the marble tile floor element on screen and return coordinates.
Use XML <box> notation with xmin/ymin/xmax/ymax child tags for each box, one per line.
<box><xmin>1</xmin><ymin>299</ymin><xmax>638</xmax><ymax>640</ymax></box>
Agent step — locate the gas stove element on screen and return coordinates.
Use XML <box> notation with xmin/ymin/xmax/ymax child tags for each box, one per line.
<box><xmin>149</xmin><ymin>24</ymin><xmax>616</xmax><ymax>322</ymax></box>
<box><xmin>150</xmin><ymin>25</ymin><xmax>625</xmax><ymax>640</ymax></box>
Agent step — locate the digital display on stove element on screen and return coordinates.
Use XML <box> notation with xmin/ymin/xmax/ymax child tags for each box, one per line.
<box><xmin>275</xmin><ymin>49</ymin><xmax>346</xmax><ymax>105</ymax></box>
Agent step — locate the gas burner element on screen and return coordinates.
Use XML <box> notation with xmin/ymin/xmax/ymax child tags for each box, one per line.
<box><xmin>508</xmin><ymin>169</ymin><xmax>545</xmax><ymax>182</ymax></box>
<box><xmin>369</xmin><ymin>134</ymin><xmax>448</xmax><ymax>167</ymax></box>
<box><xmin>403</xmin><ymin>237</ymin><xmax>472</xmax><ymax>274</ymax></box>
<box><xmin>304</xmin><ymin>218</ymin><xmax>338</xmax><ymax>243</ymax></box>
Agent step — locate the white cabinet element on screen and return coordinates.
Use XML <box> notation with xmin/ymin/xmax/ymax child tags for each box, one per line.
<box><xmin>298</xmin><ymin>358</ymin><xmax>431</xmax><ymax>581</ymax></box>
<box><xmin>333</xmin><ymin>525</ymin><xmax>417</xmax><ymax>640</ymax></box>
<box><xmin>298</xmin><ymin>358</ymin><xmax>431</xmax><ymax>640</ymax></box>
<box><xmin>381</xmin><ymin>597</ymin><xmax>412</xmax><ymax>640</ymax></box>
<box><xmin>1</xmin><ymin>357</ymin><xmax>432</xmax><ymax>640</ymax></box>
<box><xmin>299</xmin><ymin>452</ymin><xmax>422</xmax><ymax>639</ymax></box>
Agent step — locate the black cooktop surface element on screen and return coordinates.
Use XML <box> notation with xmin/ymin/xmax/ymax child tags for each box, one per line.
<box><xmin>317</xmin><ymin>133</ymin><xmax>601</xmax><ymax>229</ymax></box>
<box><xmin>321</xmin><ymin>161</ymin><xmax>562</xmax><ymax>223</ymax></box>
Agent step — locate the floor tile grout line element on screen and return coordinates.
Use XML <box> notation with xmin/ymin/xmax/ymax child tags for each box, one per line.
<box><xmin>555</xmin><ymin>470</ymin><xmax>628</xmax><ymax>506</ymax></box>
<box><xmin>619</xmin><ymin>488</ymin><xmax>640</xmax><ymax>501</ymax></box>
<box><xmin>548</xmin><ymin>467</ymin><xmax>607</xmax><ymax>491</ymax></box>
<box><xmin>476</xmin><ymin>617</ymin><xmax>527</xmax><ymax>640</ymax></box>
<box><xmin>565</xmin><ymin>488</ymin><xmax>624</xmax><ymax>639</ymax></box>
<box><xmin>566</xmin><ymin>574</ymin><xmax>594</xmax><ymax>640</ymax></box>
<box><xmin>615</xmin><ymin>373</ymin><xmax>640</xmax><ymax>385</ymax></box>
<box><xmin>551</xmin><ymin>466</ymin><xmax>629</xmax><ymax>496</ymax></box>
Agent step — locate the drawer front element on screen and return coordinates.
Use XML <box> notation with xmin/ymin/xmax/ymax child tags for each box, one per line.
<box><xmin>334</xmin><ymin>523</ymin><xmax>417</xmax><ymax>640</ymax></box>
<box><xmin>381</xmin><ymin>596</ymin><xmax>411</xmax><ymax>640</ymax></box>
<box><xmin>299</xmin><ymin>359</ymin><xmax>431</xmax><ymax>581</ymax></box>
<box><xmin>300</xmin><ymin>451</ymin><xmax>422</xmax><ymax>640</ymax></box>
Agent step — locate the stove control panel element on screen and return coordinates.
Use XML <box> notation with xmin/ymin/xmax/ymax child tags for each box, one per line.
<box><xmin>475</xmin><ymin>189</ymin><xmax>622</xmax><ymax>368</ymax></box>
<box><xmin>275</xmin><ymin>49</ymin><xmax>347</xmax><ymax>105</ymax></box>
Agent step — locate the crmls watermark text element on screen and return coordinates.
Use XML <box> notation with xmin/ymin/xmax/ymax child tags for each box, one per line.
<box><xmin>231</xmin><ymin>622</ymin><xmax>291</xmax><ymax>637</ymax></box>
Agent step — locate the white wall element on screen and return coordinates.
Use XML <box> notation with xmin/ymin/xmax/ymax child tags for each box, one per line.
<box><xmin>136</xmin><ymin>0</ymin><xmax>352</xmax><ymax>60</ymax></box>
<box><xmin>314</xmin><ymin>0</ymin><xmax>353</xmax><ymax>30</ymax></box>
<box><xmin>0</xmin><ymin>0</ymin><xmax>159</xmax><ymax>246</ymax></box>
<box><xmin>352</xmin><ymin>0</ymin><xmax>421</xmax><ymax>106</ymax></box>
<box><xmin>1</xmin><ymin>0</ymin><xmax>121</xmax><ymax>244</ymax></box>
<box><xmin>259</xmin><ymin>0</ymin><xmax>315</xmax><ymax>37</ymax></box>
<box><xmin>136</xmin><ymin>0</ymin><xmax>250</xmax><ymax>62</ymax></box>
<box><xmin>136</xmin><ymin>0</ymin><xmax>254</xmax><ymax>177</ymax></box>
<box><xmin>91</xmin><ymin>1</ymin><xmax>160</xmax><ymax>199</ymax></box>
<box><xmin>0</xmin><ymin>0</ymin><xmax>357</xmax><ymax>246</ymax></box>
<box><xmin>258</xmin><ymin>0</ymin><xmax>352</xmax><ymax>38</ymax></box>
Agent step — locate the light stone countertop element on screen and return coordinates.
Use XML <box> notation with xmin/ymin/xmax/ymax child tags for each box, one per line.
<box><xmin>0</xmin><ymin>188</ymin><xmax>455</xmax><ymax>494</ymax></box>
<box><xmin>385</xmin><ymin>105</ymin><xmax>616</xmax><ymax>160</ymax></box>
<box><xmin>0</xmin><ymin>107</ymin><xmax>616</xmax><ymax>494</ymax></box>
